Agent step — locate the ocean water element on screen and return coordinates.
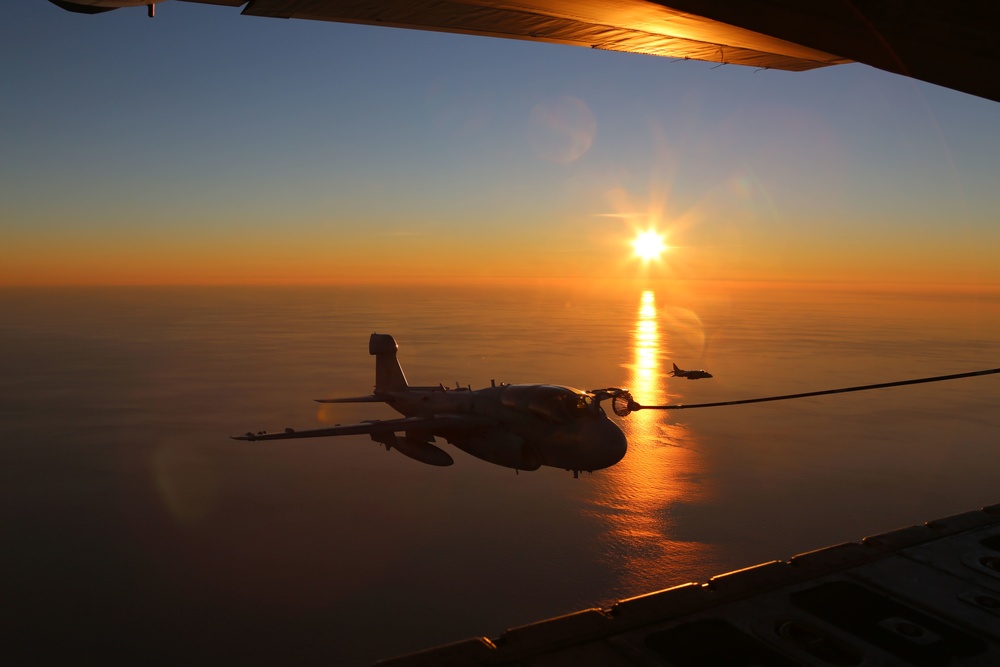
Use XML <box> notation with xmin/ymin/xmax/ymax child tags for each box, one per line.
<box><xmin>2</xmin><ymin>283</ymin><xmax>999</xmax><ymax>664</ymax></box>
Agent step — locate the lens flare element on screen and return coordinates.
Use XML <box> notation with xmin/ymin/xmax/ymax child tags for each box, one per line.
<box><xmin>632</xmin><ymin>230</ymin><xmax>667</xmax><ymax>262</ymax></box>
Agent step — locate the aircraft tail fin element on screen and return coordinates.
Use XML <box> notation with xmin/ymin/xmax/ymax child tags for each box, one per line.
<box><xmin>370</xmin><ymin>333</ymin><xmax>409</xmax><ymax>393</ymax></box>
<box><xmin>672</xmin><ymin>363</ymin><xmax>681</xmax><ymax>374</ymax></box>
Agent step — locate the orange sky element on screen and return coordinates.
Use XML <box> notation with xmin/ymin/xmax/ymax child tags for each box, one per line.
<box><xmin>4</xmin><ymin>3</ymin><xmax>1000</xmax><ymax>290</ymax></box>
<box><xmin>5</xmin><ymin>218</ymin><xmax>1000</xmax><ymax>288</ymax></box>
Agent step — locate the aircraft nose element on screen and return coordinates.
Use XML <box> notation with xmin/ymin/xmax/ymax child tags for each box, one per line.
<box><xmin>590</xmin><ymin>419</ymin><xmax>628</xmax><ymax>470</ymax></box>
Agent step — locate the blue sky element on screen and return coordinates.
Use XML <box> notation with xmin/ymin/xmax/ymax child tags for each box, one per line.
<box><xmin>3</xmin><ymin>1</ymin><xmax>999</xmax><ymax>285</ymax></box>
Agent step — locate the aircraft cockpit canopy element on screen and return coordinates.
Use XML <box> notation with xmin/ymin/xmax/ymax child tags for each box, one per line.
<box><xmin>501</xmin><ymin>385</ymin><xmax>602</xmax><ymax>423</ymax></box>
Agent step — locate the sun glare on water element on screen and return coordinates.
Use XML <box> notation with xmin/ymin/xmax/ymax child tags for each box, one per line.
<box><xmin>632</xmin><ymin>230</ymin><xmax>667</xmax><ymax>262</ymax></box>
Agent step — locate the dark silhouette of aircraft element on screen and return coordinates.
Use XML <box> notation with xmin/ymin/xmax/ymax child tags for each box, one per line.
<box><xmin>49</xmin><ymin>1</ymin><xmax>1000</xmax><ymax>104</ymax></box>
<box><xmin>233</xmin><ymin>333</ymin><xmax>627</xmax><ymax>477</ymax></box>
<box><xmin>669</xmin><ymin>363</ymin><xmax>713</xmax><ymax>380</ymax></box>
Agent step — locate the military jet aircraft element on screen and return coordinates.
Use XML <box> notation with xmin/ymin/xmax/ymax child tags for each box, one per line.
<box><xmin>669</xmin><ymin>363</ymin><xmax>713</xmax><ymax>380</ymax></box>
<box><xmin>233</xmin><ymin>333</ymin><xmax>628</xmax><ymax>477</ymax></box>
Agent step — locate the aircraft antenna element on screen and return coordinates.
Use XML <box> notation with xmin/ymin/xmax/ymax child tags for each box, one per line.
<box><xmin>611</xmin><ymin>366</ymin><xmax>1000</xmax><ymax>416</ymax></box>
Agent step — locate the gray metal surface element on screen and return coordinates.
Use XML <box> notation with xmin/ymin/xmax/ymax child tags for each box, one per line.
<box><xmin>379</xmin><ymin>504</ymin><xmax>1000</xmax><ymax>666</ymax></box>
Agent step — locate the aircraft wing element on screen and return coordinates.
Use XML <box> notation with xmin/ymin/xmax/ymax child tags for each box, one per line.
<box><xmin>232</xmin><ymin>414</ymin><xmax>496</xmax><ymax>441</ymax></box>
<box><xmin>170</xmin><ymin>0</ymin><xmax>1000</xmax><ymax>103</ymax></box>
<box><xmin>180</xmin><ymin>0</ymin><xmax>845</xmax><ymax>72</ymax></box>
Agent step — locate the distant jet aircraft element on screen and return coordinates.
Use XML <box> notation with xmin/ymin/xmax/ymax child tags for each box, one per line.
<box><xmin>233</xmin><ymin>333</ymin><xmax>627</xmax><ymax>477</ymax></box>
<box><xmin>669</xmin><ymin>363</ymin><xmax>713</xmax><ymax>380</ymax></box>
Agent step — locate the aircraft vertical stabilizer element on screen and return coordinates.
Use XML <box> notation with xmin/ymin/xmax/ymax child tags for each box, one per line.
<box><xmin>370</xmin><ymin>333</ymin><xmax>409</xmax><ymax>393</ymax></box>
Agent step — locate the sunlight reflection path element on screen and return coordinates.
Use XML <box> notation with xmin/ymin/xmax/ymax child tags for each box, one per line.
<box><xmin>588</xmin><ymin>291</ymin><xmax>718</xmax><ymax>597</ymax></box>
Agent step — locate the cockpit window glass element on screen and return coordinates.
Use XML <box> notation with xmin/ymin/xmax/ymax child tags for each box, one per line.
<box><xmin>518</xmin><ymin>385</ymin><xmax>594</xmax><ymax>423</ymax></box>
<box><xmin>501</xmin><ymin>385</ymin><xmax>596</xmax><ymax>423</ymax></box>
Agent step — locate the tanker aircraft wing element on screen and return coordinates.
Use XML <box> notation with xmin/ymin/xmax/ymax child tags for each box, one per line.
<box><xmin>180</xmin><ymin>0</ymin><xmax>848</xmax><ymax>72</ymax></box>
<box><xmin>53</xmin><ymin>1</ymin><xmax>1000</xmax><ymax>103</ymax></box>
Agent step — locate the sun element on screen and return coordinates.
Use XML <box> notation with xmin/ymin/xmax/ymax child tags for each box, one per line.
<box><xmin>632</xmin><ymin>229</ymin><xmax>667</xmax><ymax>262</ymax></box>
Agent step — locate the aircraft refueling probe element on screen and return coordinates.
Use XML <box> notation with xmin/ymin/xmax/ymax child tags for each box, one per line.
<box><xmin>595</xmin><ymin>367</ymin><xmax>1000</xmax><ymax>417</ymax></box>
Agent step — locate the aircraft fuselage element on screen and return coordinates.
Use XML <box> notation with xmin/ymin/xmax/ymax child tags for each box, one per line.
<box><xmin>380</xmin><ymin>383</ymin><xmax>628</xmax><ymax>473</ymax></box>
